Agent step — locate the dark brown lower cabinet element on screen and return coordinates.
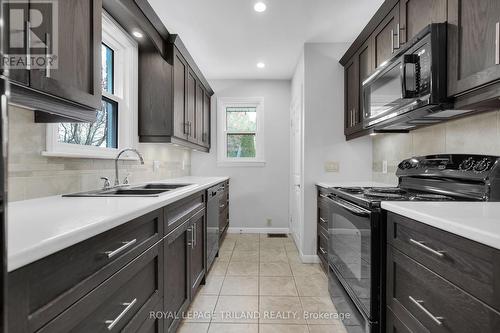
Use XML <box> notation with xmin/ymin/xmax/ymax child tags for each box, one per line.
<box><xmin>386</xmin><ymin>212</ymin><xmax>500</xmax><ymax>333</ymax></box>
<box><xmin>190</xmin><ymin>210</ymin><xmax>206</xmax><ymax>295</ymax></box>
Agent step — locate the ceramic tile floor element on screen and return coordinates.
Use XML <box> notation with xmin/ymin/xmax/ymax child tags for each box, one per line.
<box><xmin>178</xmin><ymin>233</ymin><xmax>349</xmax><ymax>333</ymax></box>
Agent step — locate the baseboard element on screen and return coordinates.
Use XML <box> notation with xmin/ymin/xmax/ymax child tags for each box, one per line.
<box><xmin>227</xmin><ymin>227</ymin><xmax>290</xmax><ymax>234</ymax></box>
<box><xmin>299</xmin><ymin>251</ymin><xmax>321</xmax><ymax>264</ymax></box>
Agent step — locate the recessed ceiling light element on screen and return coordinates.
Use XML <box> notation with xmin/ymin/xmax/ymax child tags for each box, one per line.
<box><xmin>257</xmin><ymin>62</ymin><xmax>266</xmax><ymax>69</ymax></box>
<box><xmin>254</xmin><ymin>2</ymin><xmax>267</xmax><ymax>12</ymax></box>
<box><xmin>132</xmin><ymin>30</ymin><xmax>143</xmax><ymax>38</ymax></box>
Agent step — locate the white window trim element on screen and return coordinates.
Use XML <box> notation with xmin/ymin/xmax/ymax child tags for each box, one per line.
<box><xmin>43</xmin><ymin>11</ymin><xmax>139</xmax><ymax>160</ymax></box>
<box><xmin>217</xmin><ymin>97</ymin><xmax>265</xmax><ymax>167</ymax></box>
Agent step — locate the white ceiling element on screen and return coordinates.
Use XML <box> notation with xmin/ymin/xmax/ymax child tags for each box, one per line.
<box><xmin>147</xmin><ymin>0</ymin><xmax>384</xmax><ymax>80</ymax></box>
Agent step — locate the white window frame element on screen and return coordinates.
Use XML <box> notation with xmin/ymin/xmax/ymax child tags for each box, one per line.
<box><xmin>217</xmin><ymin>97</ymin><xmax>265</xmax><ymax>167</ymax></box>
<box><xmin>43</xmin><ymin>11</ymin><xmax>138</xmax><ymax>159</ymax></box>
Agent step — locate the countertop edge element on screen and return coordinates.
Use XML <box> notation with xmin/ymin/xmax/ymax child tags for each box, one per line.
<box><xmin>8</xmin><ymin>176</ymin><xmax>229</xmax><ymax>271</ymax></box>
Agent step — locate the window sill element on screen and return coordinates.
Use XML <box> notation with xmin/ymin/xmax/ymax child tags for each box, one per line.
<box><xmin>216</xmin><ymin>161</ymin><xmax>266</xmax><ymax>168</ymax></box>
<box><xmin>42</xmin><ymin>151</ymin><xmax>139</xmax><ymax>160</ymax></box>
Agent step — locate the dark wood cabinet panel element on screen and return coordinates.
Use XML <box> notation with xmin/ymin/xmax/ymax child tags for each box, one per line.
<box><xmin>373</xmin><ymin>3</ymin><xmax>400</xmax><ymax>69</ymax></box>
<box><xmin>399</xmin><ymin>0</ymin><xmax>447</xmax><ymax>44</ymax></box>
<box><xmin>344</xmin><ymin>57</ymin><xmax>359</xmax><ymax>135</ymax></box>
<box><xmin>186</xmin><ymin>69</ymin><xmax>197</xmax><ymax>143</ymax></box>
<box><xmin>387</xmin><ymin>212</ymin><xmax>500</xmax><ymax>312</ymax></box>
<box><xmin>448</xmin><ymin>0</ymin><xmax>500</xmax><ymax>96</ymax></box>
<box><xmin>38</xmin><ymin>243</ymin><xmax>163</xmax><ymax>333</ymax></box>
<box><xmin>202</xmin><ymin>93</ymin><xmax>211</xmax><ymax>147</ymax></box>
<box><xmin>164</xmin><ymin>220</ymin><xmax>191</xmax><ymax>333</ymax></box>
<box><xmin>8</xmin><ymin>209</ymin><xmax>163</xmax><ymax>333</ymax></box>
<box><xmin>387</xmin><ymin>246</ymin><xmax>500</xmax><ymax>333</ymax></box>
<box><xmin>195</xmin><ymin>81</ymin><xmax>204</xmax><ymax>146</ymax></box>
<box><xmin>189</xmin><ymin>210</ymin><xmax>206</xmax><ymax>296</ymax></box>
<box><xmin>30</xmin><ymin>0</ymin><xmax>102</xmax><ymax>111</ymax></box>
<box><xmin>172</xmin><ymin>47</ymin><xmax>188</xmax><ymax>140</ymax></box>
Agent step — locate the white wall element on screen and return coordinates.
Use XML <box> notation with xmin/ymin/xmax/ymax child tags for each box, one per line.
<box><xmin>298</xmin><ymin>43</ymin><xmax>373</xmax><ymax>256</ymax></box>
<box><xmin>191</xmin><ymin>79</ymin><xmax>291</xmax><ymax>232</ymax></box>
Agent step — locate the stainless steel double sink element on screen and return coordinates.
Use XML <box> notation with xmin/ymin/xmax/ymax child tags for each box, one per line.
<box><xmin>63</xmin><ymin>183</ymin><xmax>193</xmax><ymax>197</ymax></box>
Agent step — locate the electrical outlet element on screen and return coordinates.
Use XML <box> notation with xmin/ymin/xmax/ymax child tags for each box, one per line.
<box><xmin>325</xmin><ymin>161</ymin><xmax>339</xmax><ymax>172</ymax></box>
<box><xmin>266</xmin><ymin>218</ymin><xmax>272</xmax><ymax>226</ymax></box>
<box><xmin>153</xmin><ymin>160</ymin><xmax>160</xmax><ymax>172</ymax></box>
<box><xmin>382</xmin><ymin>160</ymin><xmax>388</xmax><ymax>174</ymax></box>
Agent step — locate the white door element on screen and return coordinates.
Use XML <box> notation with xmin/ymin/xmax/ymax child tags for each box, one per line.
<box><xmin>289</xmin><ymin>85</ymin><xmax>303</xmax><ymax>247</ymax></box>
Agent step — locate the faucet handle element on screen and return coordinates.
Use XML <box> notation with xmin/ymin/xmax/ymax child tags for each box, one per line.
<box><xmin>123</xmin><ymin>173</ymin><xmax>131</xmax><ymax>185</ymax></box>
<box><xmin>100</xmin><ymin>177</ymin><xmax>111</xmax><ymax>189</ymax></box>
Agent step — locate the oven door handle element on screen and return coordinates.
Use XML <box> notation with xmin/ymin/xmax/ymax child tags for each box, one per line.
<box><xmin>328</xmin><ymin>197</ymin><xmax>371</xmax><ymax>217</ymax></box>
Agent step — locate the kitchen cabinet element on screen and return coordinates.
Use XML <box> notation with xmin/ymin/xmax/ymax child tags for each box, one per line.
<box><xmin>8</xmin><ymin>209</ymin><xmax>163</xmax><ymax>333</ymax></box>
<box><xmin>189</xmin><ymin>210</ymin><xmax>206</xmax><ymax>296</ymax></box>
<box><xmin>386</xmin><ymin>212</ymin><xmax>500</xmax><ymax>332</ymax></box>
<box><xmin>373</xmin><ymin>3</ymin><xmax>400</xmax><ymax>69</ymax></box>
<box><xmin>317</xmin><ymin>187</ymin><xmax>329</xmax><ymax>270</ymax></box>
<box><xmin>138</xmin><ymin>39</ymin><xmax>213</xmax><ymax>152</ymax></box>
<box><xmin>164</xmin><ymin>219</ymin><xmax>191</xmax><ymax>333</ymax></box>
<box><xmin>448</xmin><ymin>0</ymin><xmax>500</xmax><ymax>96</ymax></box>
<box><xmin>399</xmin><ymin>0</ymin><xmax>447</xmax><ymax>44</ymax></box>
<box><xmin>218</xmin><ymin>180</ymin><xmax>230</xmax><ymax>240</ymax></box>
<box><xmin>3</xmin><ymin>0</ymin><xmax>102</xmax><ymax>122</ymax></box>
<box><xmin>344</xmin><ymin>57</ymin><xmax>359</xmax><ymax>136</ymax></box>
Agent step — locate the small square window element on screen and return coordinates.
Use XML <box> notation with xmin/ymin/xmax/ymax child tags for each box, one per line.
<box><xmin>226</xmin><ymin>107</ymin><xmax>257</xmax><ymax>132</ymax></box>
<box><xmin>227</xmin><ymin>133</ymin><xmax>256</xmax><ymax>158</ymax></box>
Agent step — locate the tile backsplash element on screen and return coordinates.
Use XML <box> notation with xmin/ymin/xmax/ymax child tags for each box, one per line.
<box><xmin>8</xmin><ymin>106</ymin><xmax>191</xmax><ymax>201</ymax></box>
<box><xmin>372</xmin><ymin>110</ymin><xmax>500</xmax><ymax>184</ymax></box>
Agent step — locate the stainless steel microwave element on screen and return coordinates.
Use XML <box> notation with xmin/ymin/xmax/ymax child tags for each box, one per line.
<box><xmin>362</xmin><ymin>24</ymin><xmax>470</xmax><ymax>131</ymax></box>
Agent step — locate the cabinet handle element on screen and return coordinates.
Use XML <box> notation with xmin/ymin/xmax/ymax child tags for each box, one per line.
<box><xmin>319</xmin><ymin>194</ymin><xmax>328</xmax><ymax>199</ymax></box>
<box><xmin>319</xmin><ymin>217</ymin><xmax>327</xmax><ymax>224</ymax></box>
<box><xmin>219</xmin><ymin>204</ymin><xmax>225</xmax><ymax>209</ymax></box>
<box><xmin>105</xmin><ymin>298</ymin><xmax>137</xmax><ymax>330</ymax></box>
<box><xmin>496</xmin><ymin>22</ymin><xmax>499</xmax><ymax>65</ymax></box>
<box><xmin>391</xmin><ymin>29</ymin><xmax>394</xmax><ymax>53</ymax></box>
<box><xmin>409</xmin><ymin>239</ymin><xmax>445</xmax><ymax>257</ymax></box>
<box><xmin>408</xmin><ymin>296</ymin><xmax>444</xmax><ymax>326</ymax></box>
<box><xmin>395</xmin><ymin>23</ymin><xmax>401</xmax><ymax>49</ymax></box>
<box><xmin>104</xmin><ymin>239</ymin><xmax>137</xmax><ymax>259</ymax></box>
<box><xmin>26</xmin><ymin>21</ymin><xmax>31</xmax><ymax>70</ymax></box>
<box><xmin>45</xmin><ymin>32</ymin><xmax>51</xmax><ymax>78</ymax></box>
<box><xmin>319</xmin><ymin>246</ymin><xmax>327</xmax><ymax>255</ymax></box>
<box><xmin>193</xmin><ymin>223</ymin><xmax>197</xmax><ymax>247</ymax></box>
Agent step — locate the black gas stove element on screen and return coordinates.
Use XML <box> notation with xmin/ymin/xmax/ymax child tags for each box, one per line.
<box><xmin>325</xmin><ymin>154</ymin><xmax>500</xmax><ymax>333</ymax></box>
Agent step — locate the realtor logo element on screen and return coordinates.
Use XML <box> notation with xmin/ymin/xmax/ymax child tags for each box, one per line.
<box><xmin>2</xmin><ymin>0</ymin><xmax>58</xmax><ymax>70</ymax></box>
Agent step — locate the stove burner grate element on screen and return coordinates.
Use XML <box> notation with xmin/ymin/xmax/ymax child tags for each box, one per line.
<box><xmin>338</xmin><ymin>187</ymin><xmax>365</xmax><ymax>194</ymax></box>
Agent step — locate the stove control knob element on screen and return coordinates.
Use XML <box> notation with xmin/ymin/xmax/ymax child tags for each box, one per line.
<box><xmin>459</xmin><ymin>157</ymin><xmax>474</xmax><ymax>171</ymax></box>
<box><xmin>474</xmin><ymin>158</ymin><xmax>491</xmax><ymax>173</ymax></box>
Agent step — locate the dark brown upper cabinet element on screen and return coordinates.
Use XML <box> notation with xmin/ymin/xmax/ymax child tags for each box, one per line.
<box><xmin>3</xmin><ymin>0</ymin><xmax>102</xmax><ymax>122</ymax></box>
<box><xmin>448</xmin><ymin>0</ymin><xmax>500</xmax><ymax>97</ymax></box>
<box><xmin>373</xmin><ymin>3</ymin><xmax>400</xmax><ymax>69</ymax></box>
<box><xmin>202</xmin><ymin>93</ymin><xmax>211</xmax><ymax>148</ymax></box>
<box><xmin>172</xmin><ymin>47</ymin><xmax>188</xmax><ymax>141</ymax></box>
<box><xmin>399</xmin><ymin>0</ymin><xmax>447</xmax><ymax>44</ymax></box>
<box><xmin>344</xmin><ymin>57</ymin><xmax>359</xmax><ymax>136</ymax></box>
<box><xmin>195</xmin><ymin>81</ymin><xmax>205</xmax><ymax>146</ymax></box>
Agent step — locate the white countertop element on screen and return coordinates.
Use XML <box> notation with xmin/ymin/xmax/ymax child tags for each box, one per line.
<box><xmin>8</xmin><ymin>176</ymin><xmax>228</xmax><ymax>272</ymax></box>
<box><xmin>382</xmin><ymin>201</ymin><xmax>500</xmax><ymax>250</ymax></box>
<box><xmin>316</xmin><ymin>181</ymin><xmax>395</xmax><ymax>188</ymax></box>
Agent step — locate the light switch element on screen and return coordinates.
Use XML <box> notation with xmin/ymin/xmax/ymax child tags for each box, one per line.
<box><xmin>153</xmin><ymin>160</ymin><xmax>160</xmax><ymax>172</ymax></box>
<box><xmin>382</xmin><ymin>160</ymin><xmax>388</xmax><ymax>174</ymax></box>
<box><xmin>325</xmin><ymin>161</ymin><xmax>339</xmax><ymax>172</ymax></box>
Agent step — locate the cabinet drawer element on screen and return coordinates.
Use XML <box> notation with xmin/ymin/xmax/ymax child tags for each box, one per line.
<box><xmin>318</xmin><ymin>228</ymin><xmax>328</xmax><ymax>265</ymax></box>
<box><xmin>38</xmin><ymin>242</ymin><xmax>164</xmax><ymax>333</ymax></box>
<box><xmin>165</xmin><ymin>192</ymin><xmax>205</xmax><ymax>233</ymax></box>
<box><xmin>122</xmin><ymin>297</ymin><xmax>163</xmax><ymax>333</ymax></box>
<box><xmin>8</xmin><ymin>209</ymin><xmax>163</xmax><ymax>332</ymax></box>
<box><xmin>386</xmin><ymin>306</ymin><xmax>426</xmax><ymax>333</ymax></box>
<box><xmin>387</xmin><ymin>212</ymin><xmax>500</xmax><ymax>311</ymax></box>
<box><xmin>387</xmin><ymin>246</ymin><xmax>500</xmax><ymax>333</ymax></box>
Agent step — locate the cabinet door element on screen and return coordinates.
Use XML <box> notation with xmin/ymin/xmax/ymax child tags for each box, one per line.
<box><xmin>195</xmin><ymin>81</ymin><xmax>204</xmax><ymax>146</ymax></box>
<box><xmin>202</xmin><ymin>93</ymin><xmax>211</xmax><ymax>148</ymax></box>
<box><xmin>448</xmin><ymin>0</ymin><xmax>500</xmax><ymax>96</ymax></box>
<box><xmin>344</xmin><ymin>57</ymin><xmax>359</xmax><ymax>135</ymax></box>
<box><xmin>189</xmin><ymin>211</ymin><xmax>205</xmax><ymax>296</ymax></box>
<box><xmin>373</xmin><ymin>3</ymin><xmax>400</xmax><ymax>69</ymax></box>
<box><xmin>173</xmin><ymin>48</ymin><xmax>188</xmax><ymax>140</ymax></box>
<box><xmin>357</xmin><ymin>40</ymin><xmax>375</xmax><ymax>126</ymax></box>
<box><xmin>186</xmin><ymin>69</ymin><xmax>197</xmax><ymax>143</ymax></box>
<box><xmin>164</xmin><ymin>224</ymin><xmax>191</xmax><ymax>333</ymax></box>
<box><xmin>30</xmin><ymin>0</ymin><xmax>102</xmax><ymax>110</ymax></box>
<box><xmin>1</xmin><ymin>0</ymin><xmax>30</xmax><ymax>85</ymax></box>
<box><xmin>399</xmin><ymin>0</ymin><xmax>447</xmax><ymax>44</ymax></box>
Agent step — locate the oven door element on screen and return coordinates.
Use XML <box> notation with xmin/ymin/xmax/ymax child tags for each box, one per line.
<box><xmin>327</xmin><ymin>195</ymin><xmax>376</xmax><ymax>320</ymax></box>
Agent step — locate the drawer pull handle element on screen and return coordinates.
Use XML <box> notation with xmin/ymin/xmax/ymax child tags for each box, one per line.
<box><xmin>319</xmin><ymin>217</ymin><xmax>327</xmax><ymax>224</ymax></box>
<box><xmin>319</xmin><ymin>246</ymin><xmax>327</xmax><ymax>255</ymax></box>
<box><xmin>220</xmin><ymin>204</ymin><xmax>225</xmax><ymax>209</ymax></box>
<box><xmin>105</xmin><ymin>239</ymin><xmax>137</xmax><ymax>259</ymax></box>
<box><xmin>105</xmin><ymin>298</ymin><xmax>137</xmax><ymax>330</ymax></box>
<box><xmin>408</xmin><ymin>296</ymin><xmax>444</xmax><ymax>326</ymax></box>
<box><xmin>319</xmin><ymin>194</ymin><xmax>328</xmax><ymax>199</ymax></box>
<box><xmin>409</xmin><ymin>239</ymin><xmax>445</xmax><ymax>257</ymax></box>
